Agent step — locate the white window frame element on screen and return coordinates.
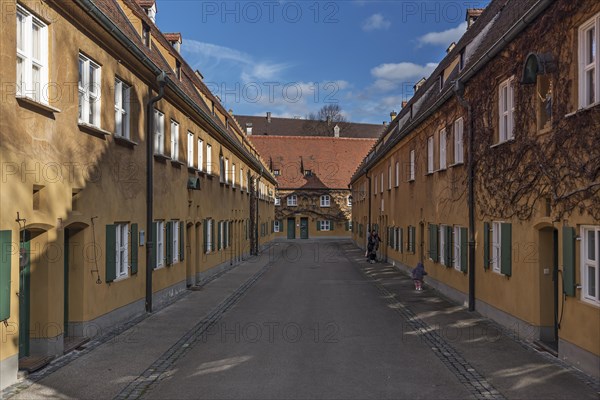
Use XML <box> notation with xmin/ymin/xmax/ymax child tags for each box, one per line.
<box><xmin>275</xmin><ymin>197</ymin><xmax>281</xmax><ymax>206</ymax></box>
<box><xmin>232</xmin><ymin>163</ymin><xmax>236</xmax><ymax>188</ymax></box>
<box><xmin>240</xmin><ymin>168</ymin><xmax>244</xmax><ymax>191</ymax></box>
<box><xmin>409</xmin><ymin>150</ymin><xmax>415</xmax><ymax>181</ymax></box>
<box><xmin>579</xmin><ymin>14</ymin><xmax>600</xmax><ymax>109</ymax></box>
<box><xmin>197</xmin><ymin>139</ymin><xmax>204</xmax><ymax>171</ymax></box>
<box><xmin>171</xmin><ymin>120</ymin><xmax>179</xmax><ymax>160</ymax></box>
<box><xmin>114</xmin><ymin>78</ymin><xmax>130</xmax><ymax>138</ymax></box>
<box><xmin>320</xmin><ymin>220</ymin><xmax>331</xmax><ymax>231</ymax></box>
<box><xmin>156</xmin><ymin>220</ymin><xmax>165</xmax><ymax>268</ymax></box>
<box><xmin>395</xmin><ymin>162</ymin><xmax>400</xmax><ymax>187</ymax></box>
<box><xmin>206</xmin><ymin>144</ymin><xmax>212</xmax><ymax>174</ymax></box>
<box><xmin>16</xmin><ymin>5</ymin><xmax>48</xmax><ymax>103</ymax></box>
<box><xmin>454</xmin><ymin>118</ymin><xmax>464</xmax><ymax>164</ymax></box>
<box><xmin>427</xmin><ymin>136</ymin><xmax>434</xmax><ymax>173</ymax></box>
<box><xmin>439</xmin><ymin>129</ymin><xmax>447</xmax><ymax>170</ymax></box>
<box><xmin>78</xmin><ymin>54</ymin><xmax>101</xmax><ymax>127</ymax></box>
<box><xmin>206</xmin><ymin>219</ymin><xmax>213</xmax><ymax>253</ymax></box>
<box><xmin>388</xmin><ymin>165</ymin><xmax>392</xmax><ymax>190</ymax></box>
<box><xmin>225</xmin><ymin>158</ymin><xmax>230</xmax><ymax>184</ymax></box>
<box><xmin>581</xmin><ymin>226</ymin><xmax>600</xmax><ymax>306</ymax></box>
<box><xmin>498</xmin><ymin>77</ymin><xmax>515</xmax><ymax>143</ymax></box>
<box><xmin>454</xmin><ymin>226</ymin><xmax>463</xmax><ymax>272</ymax></box>
<box><xmin>287</xmin><ymin>195</ymin><xmax>297</xmax><ymax>207</ymax></box>
<box><xmin>380</xmin><ymin>173</ymin><xmax>384</xmax><ymax>194</ymax></box>
<box><xmin>492</xmin><ymin>222</ymin><xmax>502</xmax><ymax>274</ymax></box>
<box><xmin>172</xmin><ymin>220</ymin><xmax>179</xmax><ymax>264</ymax></box>
<box><xmin>439</xmin><ymin>225</ymin><xmax>447</xmax><ymax>266</ymax></box>
<box><xmin>320</xmin><ymin>195</ymin><xmax>331</xmax><ymax>207</ymax></box>
<box><xmin>154</xmin><ymin>109</ymin><xmax>165</xmax><ymax>155</ymax></box>
<box><xmin>274</xmin><ymin>221</ymin><xmax>280</xmax><ymax>233</ymax></box>
<box><xmin>187</xmin><ymin>132</ymin><xmax>194</xmax><ymax>167</ymax></box>
<box><xmin>347</xmin><ymin>195</ymin><xmax>352</xmax><ymax>207</ymax></box>
<box><xmin>374</xmin><ymin>176</ymin><xmax>378</xmax><ymax>195</ymax></box>
<box><xmin>115</xmin><ymin>223</ymin><xmax>129</xmax><ymax>279</ymax></box>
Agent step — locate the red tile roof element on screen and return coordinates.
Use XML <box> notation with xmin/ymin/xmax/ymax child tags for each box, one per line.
<box><xmin>249</xmin><ymin>136</ymin><xmax>376</xmax><ymax>189</ymax></box>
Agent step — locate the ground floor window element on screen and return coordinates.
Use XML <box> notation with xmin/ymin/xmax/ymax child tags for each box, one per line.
<box><xmin>319</xmin><ymin>220</ymin><xmax>332</xmax><ymax>231</ymax></box>
<box><xmin>581</xmin><ymin>226</ymin><xmax>600</xmax><ymax>305</ymax></box>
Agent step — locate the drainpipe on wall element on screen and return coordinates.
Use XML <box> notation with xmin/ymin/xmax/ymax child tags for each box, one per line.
<box><xmin>365</xmin><ymin>168</ymin><xmax>372</xmax><ymax>246</ymax></box>
<box><xmin>145</xmin><ymin>71</ymin><xmax>168</xmax><ymax>313</ymax></box>
<box><xmin>454</xmin><ymin>80</ymin><xmax>476</xmax><ymax>312</ymax></box>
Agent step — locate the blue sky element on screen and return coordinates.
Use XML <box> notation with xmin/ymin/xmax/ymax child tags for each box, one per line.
<box><xmin>156</xmin><ymin>0</ymin><xmax>490</xmax><ymax>123</ymax></box>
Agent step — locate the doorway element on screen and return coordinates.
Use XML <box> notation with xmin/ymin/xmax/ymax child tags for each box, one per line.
<box><xmin>539</xmin><ymin>227</ymin><xmax>559</xmax><ymax>351</ymax></box>
<box><xmin>287</xmin><ymin>218</ymin><xmax>296</xmax><ymax>239</ymax></box>
<box><xmin>300</xmin><ymin>218</ymin><xmax>309</xmax><ymax>239</ymax></box>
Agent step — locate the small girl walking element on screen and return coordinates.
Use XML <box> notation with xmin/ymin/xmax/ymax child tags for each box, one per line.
<box><xmin>412</xmin><ymin>262</ymin><xmax>427</xmax><ymax>291</ymax></box>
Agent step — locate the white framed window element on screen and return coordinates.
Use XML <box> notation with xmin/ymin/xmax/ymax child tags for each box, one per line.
<box><xmin>381</xmin><ymin>198</ymin><xmax>384</xmax><ymax>212</ymax></box>
<box><xmin>454</xmin><ymin>118</ymin><xmax>464</xmax><ymax>164</ymax></box>
<box><xmin>395</xmin><ymin>162</ymin><xmax>400</xmax><ymax>187</ymax></box>
<box><xmin>388</xmin><ymin>165</ymin><xmax>392</xmax><ymax>189</ymax></box>
<box><xmin>275</xmin><ymin>197</ymin><xmax>281</xmax><ymax>206</ymax></box>
<box><xmin>380</xmin><ymin>173</ymin><xmax>384</xmax><ymax>194</ymax></box>
<box><xmin>187</xmin><ymin>132</ymin><xmax>194</xmax><ymax>167</ymax></box>
<box><xmin>78</xmin><ymin>54</ymin><xmax>101</xmax><ymax>127</ymax></box>
<box><xmin>454</xmin><ymin>226</ymin><xmax>463</xmax><ymax>272</ymax></box>
<box><xmin>409</xmin><ymin>150</ymin><xmax>415</xmax><ymax>181</ymax></box>
<box><xmin>374</xmin><ymin>176</ymin><xmax>378</xmax><ymax>195</ymax></box>
<box><xmin>206</xmin><ymin>143</ymin><xmax>212</xmax><ymax>174</ymax></box>
<box><xmin>171</xmin><ymin>120</ymin><xmax>179</xmax><ymax>160</ymax></box>
<box><xmin>579</xmin><ymin>14</ymin><xmax>600</xmax><ymax>108</ymax></box>
<box><xmin>114</xmin><ymin>78</ymin><xmax>130</xmax><ymax>138</ymax></box>
<box><xmin>347</xmin><ymin>195</ymin><xmax>352</xmax><ymax>207</ymax></box>
<box><xmin>172</xmin><ymin>220</ymin><xmax>179</xmax><ymax>264</ymax></box>
<box><xmin>498</xmin><ymin>77</ymin><xmax>515</xmax><ymax>143</ymax></box>
<box><xmin>439</xmin><ymin>129</ymin><xmax>447</xmax><ymax>170</ymax></box>
<box><xmin>287</xmin><ymin>195</ymin><xmax>297</xmax><ymax>206</ymax></box>
<box><xmin>320</xmin><ymin>220</ymin><xmax>331</xmax><ymax>231</ymax></box>
<box><xmin>427</xmin><ymin>136</ymin><xmax>434</xmax><ymax>173</ymax></box>
<box><xmin>273</xmin><ymin>169</ymin><xmax>280</xmax><ymax>176</ymax></box>
<box><xmin>225</xmin><ymin>158</ymin><xmax>230</xmax><ymax>183</ymax></box>
<box><xmin>581</xmin><ymin>226</ymin><xmax>600</xmax><ymax>305</ymax></box>
<box><xmin>439</xmin><ymin>225</ymin><xmax>447</xmax><ymax>266</ymax></box>
<box><xmin>154</xmin><ymin>109</ymin><xmax>165</xmax><ymax>154</ymax></box>
<box><xmin>16</xmin><ymin>5</ymin><xmax>48</xmax><ymax>103</ymax></box>
<box><xmin>197</xmin><ymin>139</ymin><xmax>203</xmax><ymax>171</ymax></box>
<box><xmin>240</xmin><ymin>168</ymin><xmax>245</xmax><ymax>191</ymax></box>
<box><xmin>492</xmin><ymin>222</ymin><xmax>502</xmax><ymax>273</ymax></box>
<box><xmin>156</xmin><ymin>220</ymin><xmax>164</xmax><ymax>268</ymax></box>
<box><xmin>232</xmin><ymin>163</ymin><xmax>236</xmax><ymax>187</ymax></box>
<box><xmin>320</xmin><ymin>195</ymin><xmax>331</xmax><ymax>207</ymax></box>
<box><xmin>274</xmin><ymin>221</ymin><xmax>280</xmax><ymax>233</ymax></box>
<box><xmin>219</xmin><ymin>155</ymin><xmax>225</xmax><ymax>182</ymax></box>
<box><xmin>115</xmin><ymin>223</ymin><xmax>129</xmax><ymax>279</ymax></box>
<box><xmin>206</xmin><ymin>219</ymin><xmax>213</xmax><ymax>253</ymax></box>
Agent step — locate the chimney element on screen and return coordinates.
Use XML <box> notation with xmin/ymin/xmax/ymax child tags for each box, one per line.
<box><xmin>334</xmin><ymin>125</ymin><xmax>340</xmax><ymax>138</ymax></box>
<box><xmin>137</xmin><ymin>1</ymin><xmax>157</xmax><ymax>23</ymax></box>
<box><xmin>446</xmin><ymin>41</ymin><xmax>456</xmax><ymax>54</ymax></box>
<box><xmin>466</xmin><ymin>8</ymin><xmax>484</xmax><ymax>29</ymax></box>
<box><xmin>401</xmin><ymin>100</ymin><xmax>408</xmax><ymax>109</ymax></box>
<box><xmin>266</xmin><ymin>112</ymin><xmax>272</xmax><ymax>123</ymax></box>
<box><xmin>390</xmin><ymin>110</ymin><xmax>397</xmax><ymax>121</ymax></box>
<box><xmin>165</xmin><ymin>33</ymin><xmax>182</xmax><ymax>52</ymax></box>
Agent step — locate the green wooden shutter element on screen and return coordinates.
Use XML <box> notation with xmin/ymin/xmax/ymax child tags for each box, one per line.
<box><xmin>316</xmin><ymin>221</ymin><xmax>321</xmax><ymax>231</ymax></box>
<box><xmin>203</xmin><ymin>219</ymin><xmax>208</xmax><ymax>253</ymax></box>
<box><xmin>0</xmin><ymin>230</ymin><xmax>12</xmax><ymax>321</ymax></box>
<box><xmin>399</xmin><ymin>228</ymin><xmax>403</xmax><ymax>253</ymax></box>
<box><xmin>345</xmin><ymin>221</ymin><xmax>349</xmax><ymax>231</ymax></box>
<box><xmin>217</xmin><ymin>221</ymin><xmax>222</xmax><ymax>250</ymax></box>
<box><xmin>179</xmin><ymin>222</ymin><xmax>184</xmax><ymax>261</ymax></box>
<box><xmin>152</xmin><ymin>222</ymin><xmax>158</xmax><ymax>269</ymax></box>
<box><xmin>130</xmin><ymin>224</ymin><xmax>138</xmax><ymax>275</ymax></box>
<box><xmin>432</xmin><ymin>224</ymin><xmax>439</xmax><ymax>262</ymax></box>
<box><xmin>460</xmin><ymin>227</ymin><xmax>468</xmax><ymax>272</ymax></box>
<box><xmin>500</xmin><ymin>223</ymin><xmax>512</xmax><ymax>276</ymax></box>
<box><xmin>166</xmin><ymin>221</ymin><xmax>173</xmax><ymax>266</ymax></box>
<box><xmin>211</xmin><ymin>221</ymin><xmax>215</xmax><ymax>251</ymax></box>
<box><xmin>105</xmin><ymin>225</ymin><xmax>117</xmax><ymax>283</ymax></box>
<box><xmin>483</xmin><ymin>222</ymin><xmax>490</xmax><ymax>270</ymax></box>
<box><xmin>446</xmin><ymin>226</ymin><xmax>453</xmax><ymax>267</ymax></box>
<box><xmin>330</xmin><ymin>221</ymin><xmax>334</xmax><ymax>231</ymax></box>
<box><xmin>562</xmin><ymin>226</ymin><xmax>576</xmax><ymax>296</ymax></box>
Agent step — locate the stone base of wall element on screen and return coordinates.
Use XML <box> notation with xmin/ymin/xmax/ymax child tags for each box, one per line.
<box><xmin>559</xmin><ymin>338</ymin><xmax>600</xmax><ymax>379</ymax></box>
<box><xmin>0</xmin><ymin>353</ymin><xmax>18</xmax><ymax>392</ymax></box>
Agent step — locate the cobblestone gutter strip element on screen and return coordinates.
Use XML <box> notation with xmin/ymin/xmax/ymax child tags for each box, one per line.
<box><xmin>113</xmin><ymin>261</ymin><xmax>273</xmax><ymax>400</ymax></box>
<box><xmin>343</xmin><ymin>245</ymin><xmax>506</xmax><ymax>400</ymax></box>
<box><xmin>1</xmin><ymin>290</ymin><xmax>192</xmax><ymax>400</ymax></box>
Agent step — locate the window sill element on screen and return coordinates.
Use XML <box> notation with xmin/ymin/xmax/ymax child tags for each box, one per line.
<box><xmin>187</xmin><ymin>166</ymin><xmax>197</xmax><ymax>173</ymax></box>
<box><xmin>426</xmin><ymin>172</ymin><xmax>434</xmax><ymax>176</ymax></box>
<box><xmin>114</xmin><ymin>135</ymin><xmax>138</xmax><ymax>148</ymax></box>
<box><xmin>490</xmin><ymin>138</ymin><xmax>515</xmax><ymax>148</ymax></box>
<box><xmin>206</xmin><ymin>173</ymin><xmax>214</xmax><ymax>179</ymax></box>
<box><xmin>437</xmin><ymin>167</ymin><xmax>447</xmax><ymax>173</ymax></box>
<box><xmin>112</xmin><ymin>274</ymin><xmax>130</xmax><ymax>283</ymax></box>
<box><xmin>449</xmin><ymin>162</ymin><xmax>464</xmax><ymax>168</ymax></box>
<box><xmin>154</xmin><ymin>153</ymin><xmax>171</xmax><ymax>162</ymax></box>
<box><xmin>78</xmin><ymin>123</ymin><xmax>111</xmax><ymax>139</ymax></box>
<box><xmin>16</xmin><ymin>96</ymin><xmax>61</xmax><ymax>114</ymax></box>
<box><xmin>567</xmin><ymin>102</ymin><xmax>600</xmax><ymax>117</ymax></box>
<box><xmin>171</xmin><ymin>160</ymin><xmax>185</xmax><ymax>168</ymax></box>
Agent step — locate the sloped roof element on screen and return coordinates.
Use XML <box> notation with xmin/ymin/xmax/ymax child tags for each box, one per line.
<box><xmin>249</xmin><ymin>136</ymin><xmax>376</xmax><ymax>190</ymax></box>
<box><xmin>235</xmin><ymin>115</ymin><xmax>385</xmax><ymax>139</ymax></box>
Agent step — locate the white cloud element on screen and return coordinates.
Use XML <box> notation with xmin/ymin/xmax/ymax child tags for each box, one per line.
<box><xmin>184</xmin><ymin>40</ymin><xmax>252</xmax><ymax>64</ymax></box>
<box><xmin>369</xmin><ymin>62</ymin><xmax>438</xmax><ymax>92</ymax></box>
<box><xmin>362</xmin><ymin>13</ymin><xmax>391</xmax><ymax>31</ymax></box>
<box><xmin>417</xmin><ymin>22</ymin><xmax>468</xmax><ymax>47</ymax></box>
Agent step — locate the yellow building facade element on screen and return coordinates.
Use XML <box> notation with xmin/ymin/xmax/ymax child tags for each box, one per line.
<box><xmin>0</xmin><ymin>0</ymin><xmax>276</xmax><ymax>389</ymax></box>
<box><xmin>351</xmin><ymin>0</ymin><xmax>600</xmax><ymax>379</ymax></box>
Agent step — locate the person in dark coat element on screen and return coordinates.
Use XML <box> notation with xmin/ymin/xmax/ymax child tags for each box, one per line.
<box><xmin>367</xmin><ymin>230</ymin><xmax>381</xmax><ymax>263</ymax></box>
<box><xmin>412</xmin><ymin>261</ymin><xmax>427</xmax><ymax>291</ymax></box>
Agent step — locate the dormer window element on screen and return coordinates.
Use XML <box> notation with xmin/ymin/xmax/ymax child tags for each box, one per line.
<box><xmin>304</xmin><ymin>170</ymin><xmax>313</xmax><ymax>177</ymax></box>
<box><xmin>246</xmin><ymin>123</ymin><xmax>253</xmax><ymax>135</ymax></box>
<box><xmin>175</xmin><ymin>59</ymin><xmax>181</xmax><ymax>80</ymax></box>
<box><xmin>459</xmin><ymin>49</ymin><xmax>465</xmax><ymax>71</ymax></box>
<box><xmin>438</xmin><ymin>74</ymin><xmax>443</xmax><ymax>91</ymax></box>
<box><xmin>273</xmin><ymin>169</ymin><xmax>280</xmax><ymax>176</ymax></box>
<box><xmin>142</xmin><ymin>22</ymin><xmax>150</xmax><ymax>47</ymax></box>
